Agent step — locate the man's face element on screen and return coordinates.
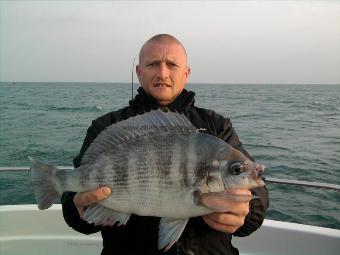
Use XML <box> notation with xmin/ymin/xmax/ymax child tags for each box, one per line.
<box><xmin>136</xmin><ymin>42</ymin><xmax>190</xmax><ymax>106</ymax></box>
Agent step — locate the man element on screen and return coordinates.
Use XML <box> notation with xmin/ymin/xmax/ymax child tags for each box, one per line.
<box><xmin>62</xmin><ymin>34</ymin><xmax>268</xmax><ymax>255</ymax></box>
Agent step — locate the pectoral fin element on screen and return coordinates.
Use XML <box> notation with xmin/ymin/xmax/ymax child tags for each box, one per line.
<box><xmin>158</xmin><ymin>218</ymin><xmax>189</xmax><ymax>251</ymax></box>
<box><xmin>83</xmin><ymin>204</ymin><xmax>131</xmax><ymax>226</ymax></box>
<box><xmin>199</xmin><ymin>191</ymin><xmax>257</xmax><ymax>212</ymax></box>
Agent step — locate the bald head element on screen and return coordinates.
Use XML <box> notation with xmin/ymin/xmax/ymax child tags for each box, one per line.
<box><xmin>139</xmin><ymin>34</ymin><xmax>187</xmax><ymax>64</ymax></box>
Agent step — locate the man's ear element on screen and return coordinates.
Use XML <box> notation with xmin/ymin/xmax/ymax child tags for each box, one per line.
<box><xmin>184</xmin><ymin>66</ymin><xmax>191</xmax><ymax>84</ymax></box>
<box><xmin>186</xmin><ymin>66</ymin><xmax>191</xmax><ymax>78</ymax></box>
<box><xmin>136</xmin><ymin>65</ymin><xmax>141</xmax><ymax>79</ymax></box>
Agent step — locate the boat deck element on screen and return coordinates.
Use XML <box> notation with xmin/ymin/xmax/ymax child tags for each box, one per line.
<box><xmin>1</xmin><ymin>204</ymin><xmax>339</xmax><ymax>255</ymax></box>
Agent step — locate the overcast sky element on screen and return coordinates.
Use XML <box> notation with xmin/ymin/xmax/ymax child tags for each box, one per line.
<box><xmin>1</xmin><ymin>0</ymin><xmax>339</xmax><ymax>84</ymax></box>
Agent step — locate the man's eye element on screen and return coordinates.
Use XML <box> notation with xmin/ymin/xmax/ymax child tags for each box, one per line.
<box><xmin>167</xmin><ymin>63</ymin><xmax>178</xmax><ymax>68</ymax></box>
<box><xmin>146</xmin><ymin>62</ymin><xmax>159</xmax><ymax>67</ymax></box>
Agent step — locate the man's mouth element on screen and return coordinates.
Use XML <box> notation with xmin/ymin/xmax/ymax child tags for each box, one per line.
<box><xmin>154</xmin><ymin>83</ymin><xmax>171</xmax><ymax>88</ymax></box>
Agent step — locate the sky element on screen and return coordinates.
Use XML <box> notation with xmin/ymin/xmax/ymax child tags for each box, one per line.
<box><xmin>0</xmin><ymin>0</ymin><xmax>340</xmax><ymax>84</ymax></box>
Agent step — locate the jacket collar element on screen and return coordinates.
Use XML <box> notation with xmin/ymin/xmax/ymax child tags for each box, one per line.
<box><xmin>129</xmin><ymin>87</ymin><xmax>195</xmax><ymax>113</ymax></box>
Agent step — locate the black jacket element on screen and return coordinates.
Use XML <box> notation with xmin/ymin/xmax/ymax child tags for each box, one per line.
<box><xmin>62</xmin><ymin>87</ymin><xmax>269</xmax><ymax>255</ymax></box>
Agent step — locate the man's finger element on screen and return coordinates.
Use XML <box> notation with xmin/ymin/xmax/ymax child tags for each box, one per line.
<box><xmin>207</xmin><ymin>212</ymin><xmax>245</xmax><ymax>227</ymax></box>
<box><xmin>224</xmin><ymin>189</ymin><xmax>252</xmax><ymax>196</ymax></box>
<box><xmin>203</xmin><ymin>214</ymin><xmax>242</xmax><ymax>233</ymax></box>
<box><xmin>74</xmin><ymin>187</ymin><xmax>111</xmax><ymax>207</ymax></box>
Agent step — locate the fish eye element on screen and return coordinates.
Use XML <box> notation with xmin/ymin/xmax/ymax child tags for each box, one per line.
<box><xmin>229</xmin><ymin>162</ymin><xmax>244</xmax><ymax>175</ymax></box>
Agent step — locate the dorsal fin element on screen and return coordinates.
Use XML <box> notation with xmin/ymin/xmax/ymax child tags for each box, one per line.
<box><xmin>81</xmin><ymin>110</ymin><xmax>197</xmax><ymax>165</ymax></box>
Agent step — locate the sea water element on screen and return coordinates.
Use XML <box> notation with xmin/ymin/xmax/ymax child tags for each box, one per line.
<box><xmin>0</xmin><ymin>82</ymin><xmax>339</xmax><ymax>229</ymax></box>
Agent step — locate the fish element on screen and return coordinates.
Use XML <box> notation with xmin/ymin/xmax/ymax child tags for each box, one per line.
<box><xmin>29</xmin><ymin>109</ymin><xmax>265</xmax><ymax>250</ymax></box>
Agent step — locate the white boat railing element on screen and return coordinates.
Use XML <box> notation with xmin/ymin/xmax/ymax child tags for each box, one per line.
<box><xmin>0</xmin><ymin>166</ymin><xmax>72</xmax><ymax>172</ymax></box>
<box><xmin>1</xmin><ymin>166</ymin><xmax>339</xmax><ymax>191</ymax></box>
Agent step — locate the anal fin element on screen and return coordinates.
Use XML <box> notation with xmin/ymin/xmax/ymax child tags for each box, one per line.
<box><xmin>83</xmin><ymin>204</ymin><xmax>131</xmax><ymax>226</ymax></box>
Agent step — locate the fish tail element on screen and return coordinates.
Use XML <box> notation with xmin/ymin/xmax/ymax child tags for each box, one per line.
<box><xmin>28</xmin><ymin>156</ymin><xmax>60</xmax><ymax>210</ymax></box>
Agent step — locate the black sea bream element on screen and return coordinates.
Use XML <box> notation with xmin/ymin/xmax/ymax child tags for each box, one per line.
<box><xmin>29</xmin><ymin>110</ymin><xmax>265</xmax><ymax>250</ymax></box>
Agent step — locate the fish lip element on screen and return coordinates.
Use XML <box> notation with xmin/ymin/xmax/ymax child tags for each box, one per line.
<box><xmin>246</xmin><ymin>175</ymin><xmax>266</xmax><ymax>188</ymax></box>
<box><xmin>248</xmin><ymin>162</ymin><xmax>265</xmax><ymax>179</ymax></box>
<box><xmin>243</xmin><ymin>161</ymin><xmax>265</xmax><ymax>186</ymax></box>
<box><xmin>250</xmin><ymin>170</ymin><xmax>264</xmax><ymax>180</ymax></box>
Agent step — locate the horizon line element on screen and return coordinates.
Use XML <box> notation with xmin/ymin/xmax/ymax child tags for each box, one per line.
<box><xmin>1</xmin><ymin>81</ymin><xmax>340</xmax><ymax>86</ymax></box>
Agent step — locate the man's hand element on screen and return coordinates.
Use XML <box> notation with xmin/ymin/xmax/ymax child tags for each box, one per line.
<box><xmin>202</xmin><ymin>189</ymin><xmax>251</xmax><ymax>234</ymax></box>
<box><xmin>73</xmin><ymin>187</ymin><xmax>111</xmax><ymax>218</ymax></box>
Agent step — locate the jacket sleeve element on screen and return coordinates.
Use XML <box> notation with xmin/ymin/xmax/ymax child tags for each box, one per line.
<box><xmin>211</xmin><ymin>112</ymin><xmax>269</xmax><ymax>237</ymax></box>
<box><xmin>61</xmin><ymin>117</ymin><xmax>111</xmax><ymax>234</ymax></box>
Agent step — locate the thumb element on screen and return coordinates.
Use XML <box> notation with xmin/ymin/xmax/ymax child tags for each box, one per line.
<box><xmin>74</xmin><ymin>186</ymin><xmax>111</xmax><ymax>208</ymax></box>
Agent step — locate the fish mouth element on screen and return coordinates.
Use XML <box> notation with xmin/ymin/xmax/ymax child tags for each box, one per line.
<box><xmin>256</xmin><ymin>166</ymin><xmax>264</xmax><ymax>179</ymax></box>
<box><xmin>245</xmin><ymin>162</ymin><xmax>265</xmax><ymax>187</ymax></box>
<box><xmin>251</xmin><ymin>164</ymin><xmax>264</xmax><ymax>179</ymax></box>
<box><xmin>246</xmin><ymin>173</ymin><xmax>266</xmax><ymax>188</ymax></box>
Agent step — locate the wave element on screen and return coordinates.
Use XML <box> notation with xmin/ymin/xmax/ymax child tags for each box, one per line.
<box><xmin>44</xmin><ymin>105</ymin><xmax>104</xmax><ymax>112</ymax></box>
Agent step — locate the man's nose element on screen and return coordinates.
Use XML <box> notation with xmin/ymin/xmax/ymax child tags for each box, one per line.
<box><xmin>157</xmin><ymin>63</ymin><xmax>170</xmax><ymax>79</ymax></box>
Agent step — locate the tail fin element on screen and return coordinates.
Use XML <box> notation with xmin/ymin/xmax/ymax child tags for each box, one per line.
<box><xmin>28</xmin><ymin>156</ymin><xmax>60</xmax><ymax>210</ymax></box>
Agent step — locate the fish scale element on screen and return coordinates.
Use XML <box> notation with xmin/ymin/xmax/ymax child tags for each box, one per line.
<box><xmin>93</xmin><ymin>134</ymin><xmax>199</xmax><ymax>216</ymax></box>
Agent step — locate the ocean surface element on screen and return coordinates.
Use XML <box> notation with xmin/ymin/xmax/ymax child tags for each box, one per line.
<box><xmin>0</xmin><ymin>82</ymin><xmax>339</xmax><ymax>229</ymax></box>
